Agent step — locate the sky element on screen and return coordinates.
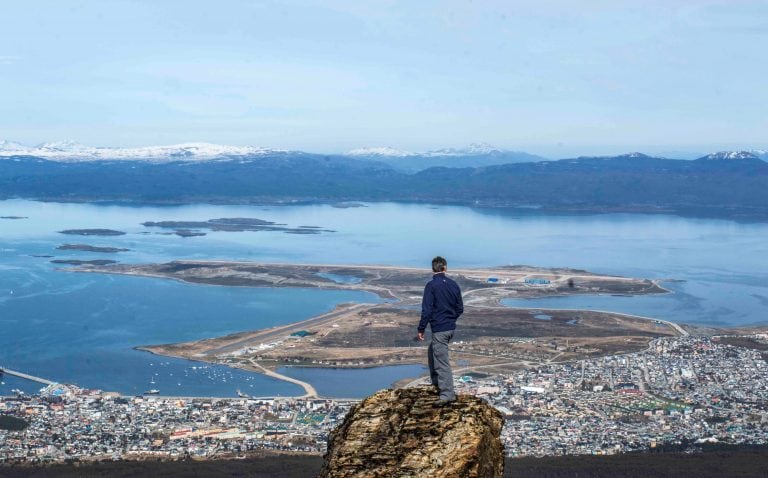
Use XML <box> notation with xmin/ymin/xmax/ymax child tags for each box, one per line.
<box><xmin>0</xmin><ymin>0</ymin><xmax>766</xmax><ymax>157</ymax></box>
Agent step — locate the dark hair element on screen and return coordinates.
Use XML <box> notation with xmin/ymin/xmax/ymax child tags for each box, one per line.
<box><xmin>432</xmin><ymin>256</ymin><xmax>447</xmax><ymax>273</ymax></box>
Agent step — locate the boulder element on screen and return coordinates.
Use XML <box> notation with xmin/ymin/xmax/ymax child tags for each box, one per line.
<box><xmin>319</xmin><ymin>387</ymin><xmax>504</xmax><ymax>477</ymax></box>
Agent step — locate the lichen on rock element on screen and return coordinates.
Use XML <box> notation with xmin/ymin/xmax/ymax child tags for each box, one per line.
<box><xmin>319</xmin><ymin>387</ymin><xmax>504</xmax><ymax>478</ymax></box>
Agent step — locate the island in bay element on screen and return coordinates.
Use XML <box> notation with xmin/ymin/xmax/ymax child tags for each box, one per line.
<box><xmin>142</xmin><ymin>217</ymin><xmax>335</xmax><ymax>235</ymax></box>
<box><xmin>58</xmin><ymin>228</ymin><xmax>126</xmax><ymax>236</ymax></box>
<box><xmin>53</xmin><ymin>259</ymin><xmax>119</xmax><ymax>266</ymax></box>
<box><xmin>57</xmin><ymin>244</ymin><xmax>130</xmax><ymax>253</ymax></box>
<box><xmin>69</xmin><ymin>261</ymin><xmax>684</xmax><ymax>396</ymax></box>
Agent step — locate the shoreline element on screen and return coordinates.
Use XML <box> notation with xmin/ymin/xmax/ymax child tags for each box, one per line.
<box><xmin>133</xmin><ymin>346</ymin><xmax>319</xmax><ymax>398</ymax></box>
<box><xmin>6</xmin><ymin>196</ymin><xmax>768</xmax><ymax>223</ymax></box>
<box><xmin>60</xmin><ymin>259</ymin><xmax>765</xmax><ymax>399</ymax></box>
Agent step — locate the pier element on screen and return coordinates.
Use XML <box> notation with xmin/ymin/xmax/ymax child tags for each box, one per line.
<box><xmin>0</xmin><ymin>367</ymin><xmax>56</xmax><ymax>386</ymax></box>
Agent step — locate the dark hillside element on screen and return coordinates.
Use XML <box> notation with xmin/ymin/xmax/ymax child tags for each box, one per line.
<box><xmin>3</xmin><ymin>447</ymin><xmax>768</xmax><ymax>478</ymax></box>
<box><xmin>1</xmin><ymin>154</ymin><xmax>767</xmax><ymax>219</ymax></box>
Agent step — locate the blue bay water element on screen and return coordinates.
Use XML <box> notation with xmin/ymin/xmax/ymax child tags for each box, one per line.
<box><xmin>276</xmin><ymin>365</ymin><xmax>427</xmax><ymax>398</ymax></box>
<box><xmin>1</xmin><ymin>199</ymin><xmax>768</xmax><ymax>397</ymax></box>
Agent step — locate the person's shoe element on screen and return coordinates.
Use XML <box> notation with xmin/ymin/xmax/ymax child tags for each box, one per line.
<box><xmin>433</xmin><ymin>397</ymin><xmax>456</xmax><ymax>407</ymax></box>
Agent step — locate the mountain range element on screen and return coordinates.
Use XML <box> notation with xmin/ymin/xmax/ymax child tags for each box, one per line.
<box><xmin>0</xmin><ymin>140</ymin><xmax>550</xmax><ymax>172</ymax></box>
<box><xmin>1</xmin><ymin>141</ymin><xmax>768</xmax><ymax>220</ymax></box>
<box><xmin>1</xmin><ymin>139</ymin><xmax>767</xmax><ymax>166</ymax></box>
<box><xmin>0</xmin><ymin>140</ymin><xmax>284</xmax><ymax>162</ymax></box>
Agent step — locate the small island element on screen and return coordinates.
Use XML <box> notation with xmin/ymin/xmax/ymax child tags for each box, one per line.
<box><xmin>58</xmin><ymin>229</ymin><xmax>126</xmax><ymax>236</ymax></box>
<box><xmin>57</xmin><ymin>244</ymin><xmax>130</xmax><ymax>253</ymax></box>
<box><xmin>172</xmin><ymin>229</ymin><xmax>207</xmax><ymax>238</ymax></box>
<box><xmin>52</xmin><ymin>259</ymin><xmax>118</xmax><ymax>266</ymax></box>
<box><xmin>142</xmin><ymin>217</ymin><xmax>334</xmax><ymax>235</ymax></box>
<box><xmin>0</xmin><ymin>216</ymin><xmax>28</xmax><ymax>220</ymax></box>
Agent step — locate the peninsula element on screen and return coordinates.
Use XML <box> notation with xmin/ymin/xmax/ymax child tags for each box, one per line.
<box><xmin>68</xmin><ymin>261</ymin><xmax>682</xmax><ymax>396</ymax></box>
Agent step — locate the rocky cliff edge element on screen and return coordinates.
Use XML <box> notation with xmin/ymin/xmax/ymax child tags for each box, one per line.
<box><xmin>318</xmin><ymin>387</ymin><xmax>504</xmax><ymax>478</ymax></box>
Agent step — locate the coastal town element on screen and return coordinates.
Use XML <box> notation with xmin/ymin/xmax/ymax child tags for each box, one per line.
<box><xmin>2</xmin><ymin>334</ymin><xmax>768</xmax><ymax>463</ymax></box>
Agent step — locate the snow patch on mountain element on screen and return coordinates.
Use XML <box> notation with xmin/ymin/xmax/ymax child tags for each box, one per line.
<box><xmin>346</xmin><ymin>146</ymin><xmax>415</xmax><ymax>157</ymax></box>
<box><xmin>701</xmin><ymin>151</ymin><xmax>761</xmax><ymax>161</ymax></box>
<box><xmin>38</xmin><ymin>140</ymin><xmax>91</xmax><ymax>153</ymax></box>
<box><xmin>618</xmin><ymin>152</ymin><xmax>654</xmax><ymax>159</ymax></box>
<box><xmin>346</xmin><ymin>143</ymin><xmax>511</xmax><ymax>158</ymax></box>
<box><xmin>425</xmin><ymin>142</ymin><xmax>503</xmax><ymax>157</ymax></box>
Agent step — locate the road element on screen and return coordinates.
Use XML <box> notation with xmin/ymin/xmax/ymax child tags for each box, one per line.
<box><xmin>204</xmin><ymin>303</ymin><xmax>375</xmax><ymax>356</ymax></box>
<box><xmin>243</xmin><ymin>359</ymin><xmax>318</xmax><ymax>398</ymax></box>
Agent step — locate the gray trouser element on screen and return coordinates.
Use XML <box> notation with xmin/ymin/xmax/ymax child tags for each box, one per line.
<box><xmin>428</xmin><ymin>329</ymin><xmax>455</xmax><ymax>400</ymax></box>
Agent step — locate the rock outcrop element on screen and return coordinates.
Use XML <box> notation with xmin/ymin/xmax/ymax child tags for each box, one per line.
<box><xmin>318</xmin><ymin>387</ymin><xmax>504</xmax><ymax>478</ymax></box>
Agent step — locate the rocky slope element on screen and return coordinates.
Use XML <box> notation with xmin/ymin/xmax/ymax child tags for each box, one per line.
<box><xmin>318</xmin><ymin>387</ymin><xmax>504</xmax><ymax>478</ymax></box>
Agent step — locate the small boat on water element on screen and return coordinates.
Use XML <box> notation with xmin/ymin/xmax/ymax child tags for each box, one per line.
<box><xmin>144</xmin><ymin>389</ymin><xmax>160</xmax><ymax>395</ymax></box>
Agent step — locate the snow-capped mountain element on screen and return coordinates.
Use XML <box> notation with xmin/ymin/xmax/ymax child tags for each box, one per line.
<box><xmin>700</xmin><ymin>151</ymin><xmax>762</xmax><ymax>161</ymax></box>
<box><xmin>0</xmin><ymin>141</ymin><xmax>285</xmax><ymax>161</ymax></box>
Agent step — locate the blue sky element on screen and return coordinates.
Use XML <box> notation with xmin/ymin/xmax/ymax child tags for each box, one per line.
<box><xmin>1</xmin><ymin>0</ymin><xmax>766</xmax><ymax>156</ymax></box>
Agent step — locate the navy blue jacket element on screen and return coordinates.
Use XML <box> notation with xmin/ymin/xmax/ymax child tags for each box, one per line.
<box><xmin>419</xmin><ymin>273</ymin><xmax>464</xmax><ymax>333</ymax></box>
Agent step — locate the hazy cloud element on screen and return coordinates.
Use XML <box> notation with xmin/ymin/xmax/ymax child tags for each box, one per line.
<box><xmin>0</xmin><ymin>1</ymin><xmax>765</xmax><ymax>152</ymax></box>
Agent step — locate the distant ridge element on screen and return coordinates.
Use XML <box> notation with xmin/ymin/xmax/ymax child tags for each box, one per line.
<box><xmin>2</xmin><ymin>139</ymin><xmax>767</xmax><ymax>166</ymax></box>
<box><xmin>346</xmin><ymin>146</ymin><xmax>416</xmax><ymax>157</ymax></box>
<box><xmin>574</xmin><ymin>152</ymin><xmax>660</xmax><ymax>160</ymax></box>
<box><xmin>344</xmin><ymin>143</ymin><xmax>547</xmax><ymax>171</ymax></box>
<box><xmin>3</xmin><ymin>443</ymin><xmax>768</xmax><ymax>477</ymax></box>
<box><xmin>346</xmin><ymin>142</ymin><xmax>522</xmax><ymax>158</ymax></box>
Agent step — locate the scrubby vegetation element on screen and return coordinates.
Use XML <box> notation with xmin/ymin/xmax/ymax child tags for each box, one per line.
<box><xmin>0</xmin><ymin>415</ymin><xmax>28</xmax><ymax>431</ymax></box>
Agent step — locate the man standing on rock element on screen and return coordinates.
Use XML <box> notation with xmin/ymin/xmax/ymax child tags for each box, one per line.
<box><xmin>417</xmin><ymin>256</ymin><xmax>464</xmax><ymax>406</ymax></box>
